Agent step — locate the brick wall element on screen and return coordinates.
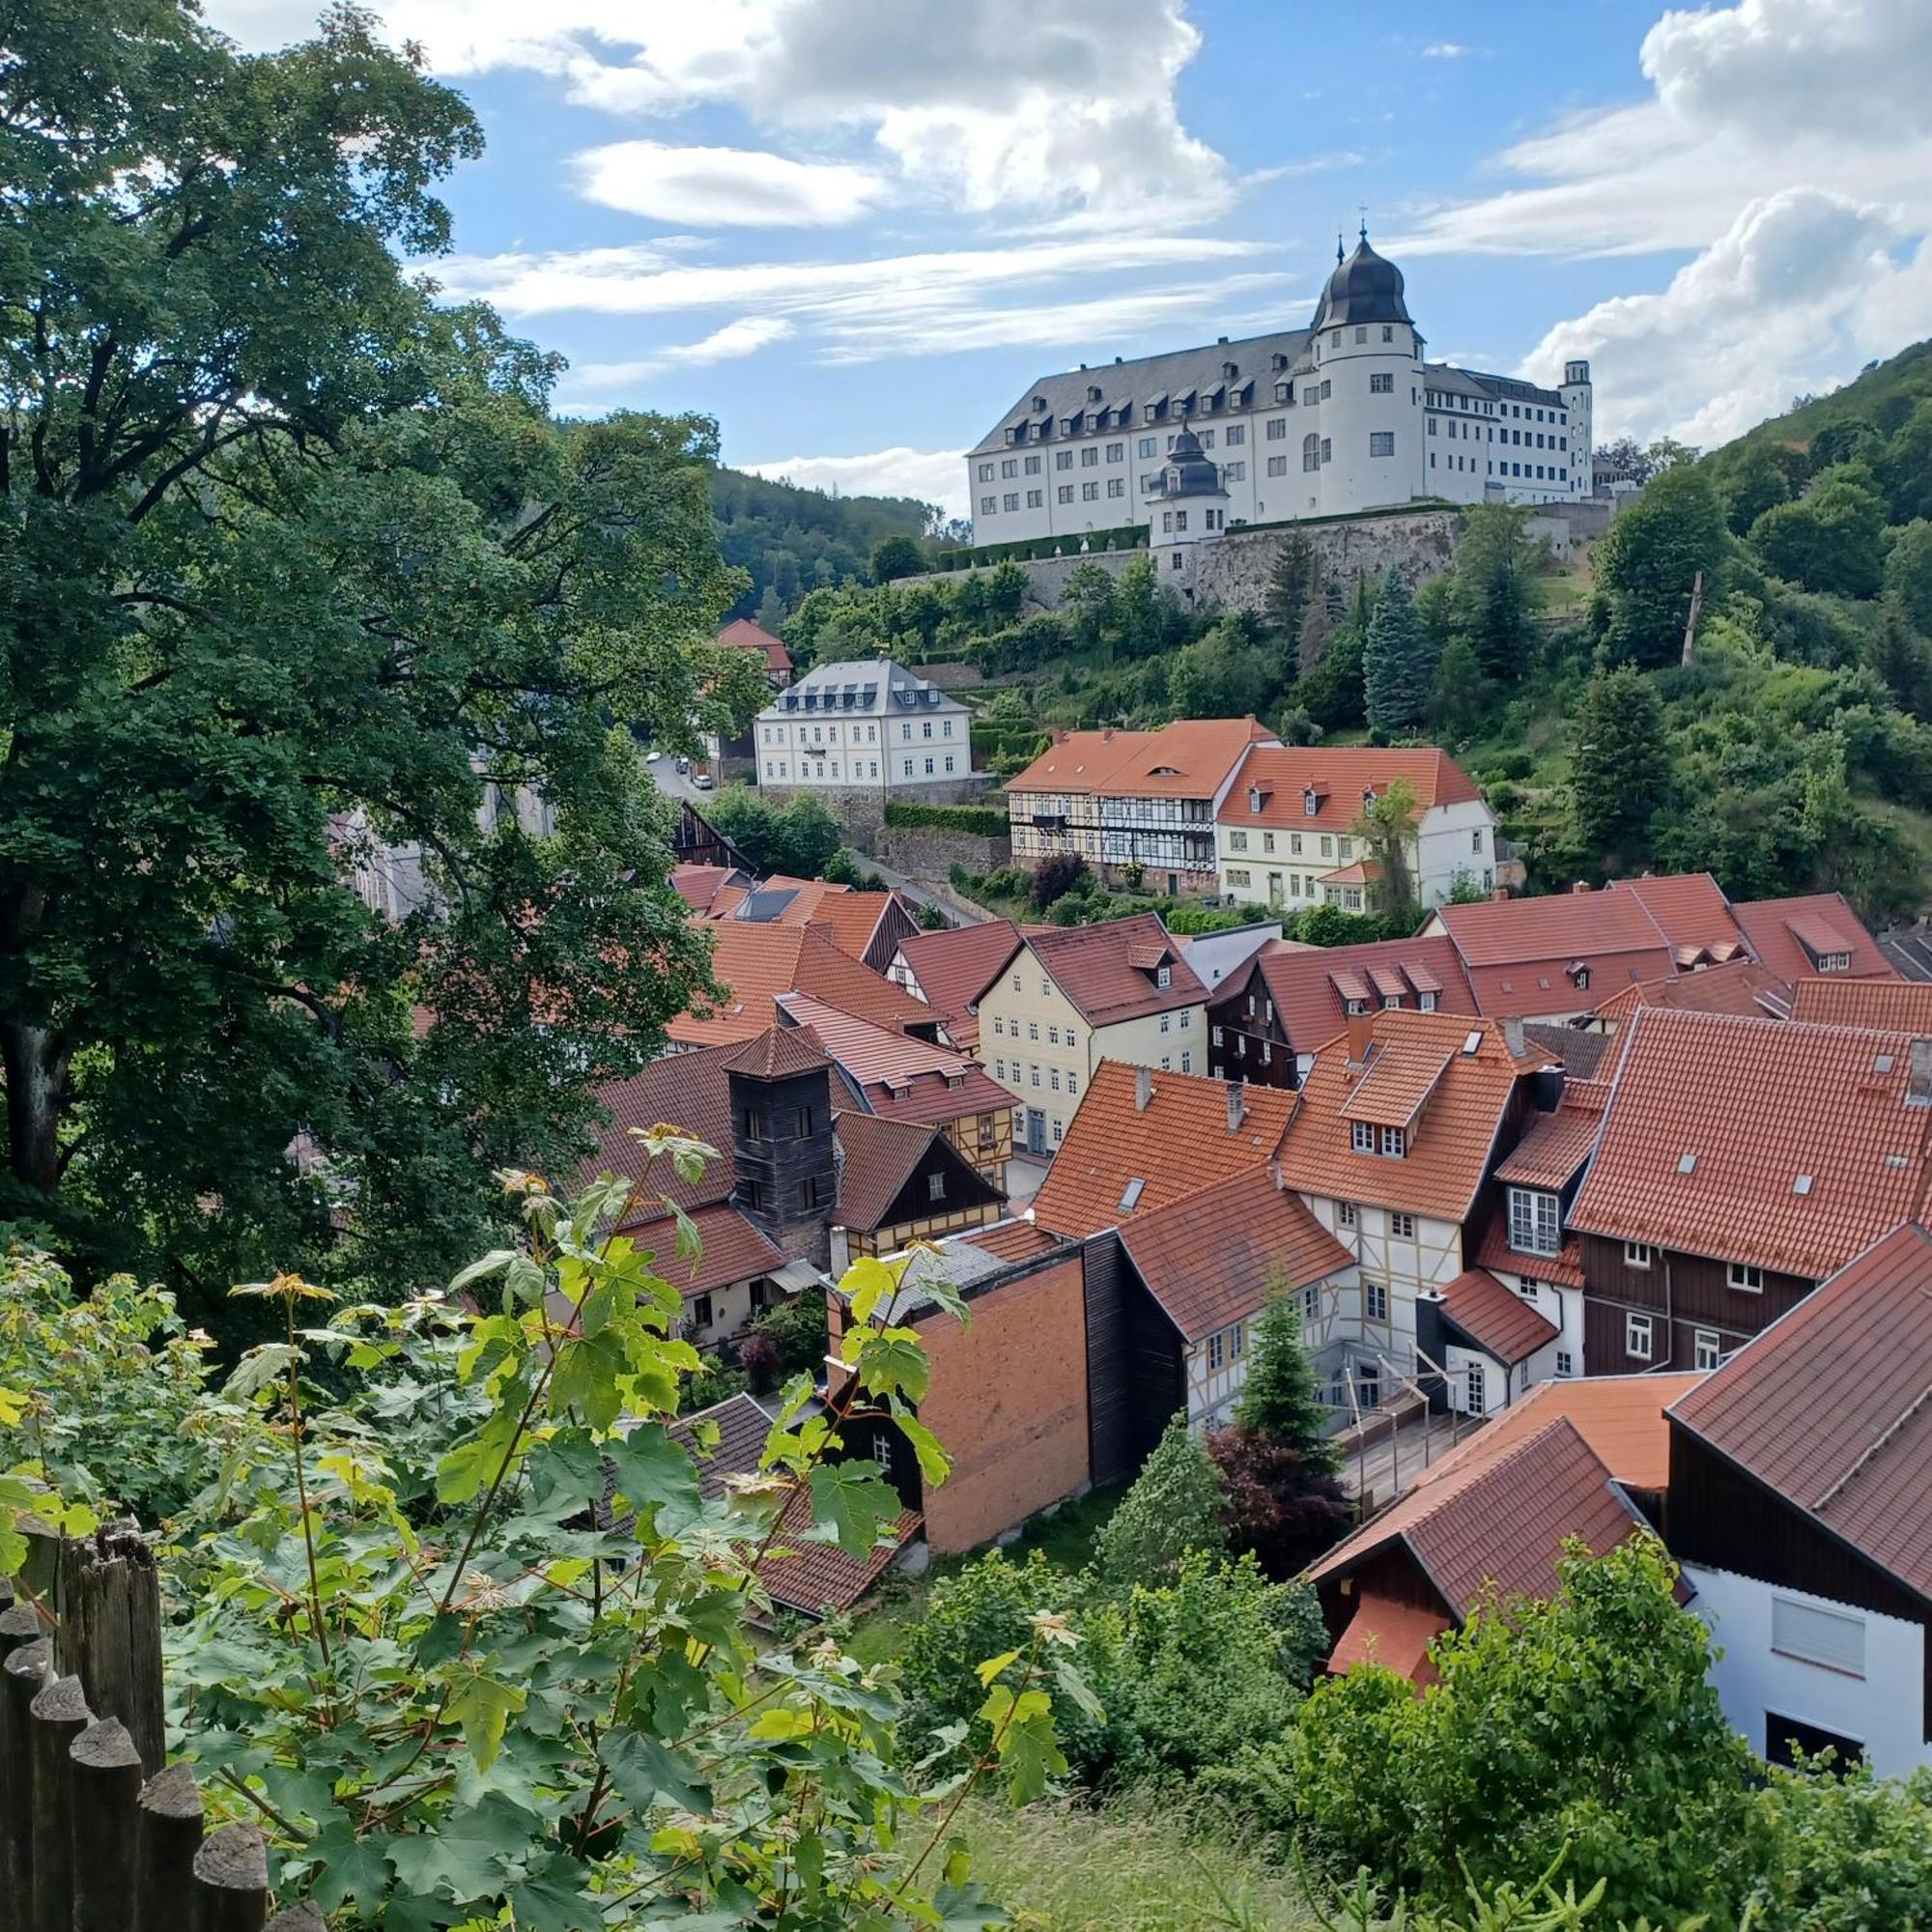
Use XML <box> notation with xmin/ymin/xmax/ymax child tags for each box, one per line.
<box><xmin>915</xmin><ymin>1252</ymin><xmax>1092</xmax><ymax>1554</ymax></box>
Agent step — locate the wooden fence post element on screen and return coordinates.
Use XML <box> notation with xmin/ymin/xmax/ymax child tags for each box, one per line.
<box><xmin>53</xmin><ymin>1529</ymin><xmax>165</xmax><ymax>1774</ymax></box>
<box><xmin>69</xmin><ymin>1718</ymin><xmax>143</xmax><ymax>1932</ymax></box>
<box><xmin>192</xmin><ymin>1820</ymin><xmax>270</xmax><ymax>1932</ymax></box>
<box><xmin>265</xmin><ymin>1909</ymin><xmax>325</xmax><ymax>1932</ymax></box>
<box><xmin>26</xmin><ymin>1675</ymin><xmax>89</xmax><ymax>1932</ymax></box>
<box><xmin>0</xmin><ymin>1637</ymin><xmax>49</xmax><ymax>1922</ymax></box>
<box><xmin>132</xmin><ymin>1762</ymin><xmax>205</xmax><ymax>1932</ymax></box>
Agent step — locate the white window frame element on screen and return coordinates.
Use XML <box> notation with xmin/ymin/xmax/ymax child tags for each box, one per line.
<box><xmin>1625</xmin><ymin>1241</ymin><xmax>1654</xmax><ymax>1269</ymax></box>
<box><xmin>1507</xmin><ymin>1186</ymin><xmax>1561</xmax><ymax>1258</ymax></box>
<box><xmin>1728</xmin><ymin>1261</ymin><xmax>1766</xmax><ymax>1293</ymax></box>
<box><xmin>1625</xmin><ymin>1312</ymin><xmax>1653</xmax><ymax>1361</ymax></box>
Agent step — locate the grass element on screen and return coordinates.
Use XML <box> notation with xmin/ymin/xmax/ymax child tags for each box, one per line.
<box><xmin>844</xmin><ymin>1483</ymin><xmax>1127</xmax><ymax>1669</ymax></box>
<box><xmin>958</xmin><ymin>1793</ymin><xmax>1321</xmax><ymax>1931</ymax></box>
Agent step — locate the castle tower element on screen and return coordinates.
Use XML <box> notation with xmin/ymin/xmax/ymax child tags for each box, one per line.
<box><xmin>1305</xmin><ymin>223</ymin><xmax>1421</xmax><ymax>517</ymax></box>
<box><xmin>1147</xmin><ymin>424</ymin><xmax>1229</xmax><ymax>601</ymax></box>
<box><xmin>1560</xmin><ymin>359</ymin><xmax>1593</xmax><ymax>497</ymax></box>
<box><xmin>723</xmin><ymin>1024</ymin><xmax>837</xmax><ymax>1270</ymax></box>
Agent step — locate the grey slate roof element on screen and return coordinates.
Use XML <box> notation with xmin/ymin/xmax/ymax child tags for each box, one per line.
<box><xmin>762</xmin><ymin>658</ymin><xmax>963</xmax><ymax>721</ymax></box>
<box><xmin>972</xmin><ymin>328</ymin><xmax>1313</xmax><ymax>456</ymax></box>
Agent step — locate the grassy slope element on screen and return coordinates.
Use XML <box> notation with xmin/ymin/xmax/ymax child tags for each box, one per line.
<box><xmin>1716</xmin><ymin>336</ymin><xmax>1932</xmax><ymax>454</ymax></box>
<box><xmin>960</xmin><ymin>1795</ymin><xmax>1319</xmax><ymax>1932</ymax></box>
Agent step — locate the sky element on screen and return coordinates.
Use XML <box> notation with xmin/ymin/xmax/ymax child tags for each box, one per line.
<box><xmin>204</xmin><ymin>0</ymin><xmax>1932</xmax><ymax>523</ymax></box>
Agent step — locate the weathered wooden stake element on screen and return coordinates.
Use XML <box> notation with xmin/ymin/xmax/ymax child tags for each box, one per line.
<box><xmin>0</xmin><ymin>1637</ymin><xmax>50</xmax><ymax>1921</ymax></box>
<box><xmin>54</xmin><ymin>1529</ymin><xmax>165</xmax><ymax>1774</ymax></box>
<box><xmin>69</xmin><ymin>1718</ymin><xmax>144</xmax><ymax>1932</ymax></box>
<box><xmin>264</xmin><ymin>1907</ymin><xmax>326</xmax><ymax>1932</ymax></box>
<box><xmin>26</xmin><ymin>1675</ymin><xmax>89</xmax><ymax>1932</ymax></box>
<box><xmin>132</xmin><ymin>1761</ymin><xmax>205</xmax><ymax>1932</ymax></box>
<box><xmin>191</xmin><ymin>1820</ymin><xmax>270</xmax><ymax>1932</ymax></box>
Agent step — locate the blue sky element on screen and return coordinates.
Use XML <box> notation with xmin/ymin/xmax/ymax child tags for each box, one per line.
<box><xmin>210</xmin><ymin>0</ymin><xmax>1932</xmax><ymax>519</ymax></box>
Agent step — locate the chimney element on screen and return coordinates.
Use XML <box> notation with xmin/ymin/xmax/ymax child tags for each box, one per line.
<box><xmin>1491</xmin><ymin>888</ymin><xmax>1510</xmax><ymax>902</ymax></box>
<box><xmin>1502</xmin><ymin>1016</ymin><xmax>1525</xmax><ymax>1059</ymax></box>
<box><xmin>1571</xmin><ymin>880</ymin><xmax>1592</xmax><ymax>895</ymax></box>
<box><xmin>1911</xmin><ymin>1038</ymin><xmax>1932</xmax><ymax>1109</ymax></box>
<box><xmin>1345</xmin><ymin>1012</ymin><xmax>1376</xmax><ymax>1067</ymax></box>
<box><xmin>1226</xmin><ymin>1081</ymin><xmax>1247</xmax><ymax>1135</ymax></box>
<box><xmin>1135</xmin><ymin>1064</ymin><xmax>1154</xmax><ymax>1112</ymax></box>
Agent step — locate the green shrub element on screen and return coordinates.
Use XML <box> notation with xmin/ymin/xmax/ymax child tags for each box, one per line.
<box><xmin>1096</xmin><ymin>1418</ymin><xmax>1228</xmax><ymax>1586</ymax></box>
<box><xmin>884</xmin><ymin>800</ymin><xmax>1009</xmax><ymax>837</ymax></box>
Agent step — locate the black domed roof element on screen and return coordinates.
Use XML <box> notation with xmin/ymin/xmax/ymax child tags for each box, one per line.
<box><xmin>1313</xmin><ymin>227</ymin><xmax>1411</xmax><ymax>329</ymax></box>
<box><xmin>1157</xmin><ymin>426</ymin><xmax>1225</xmax><ymax>498</ymax></box>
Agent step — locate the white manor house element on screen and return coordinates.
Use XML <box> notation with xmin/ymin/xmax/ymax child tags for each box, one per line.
<box><xmin>965</xmin><ymin>228</ymin><xmax>1593</xmax><ymax>548</ymax></box>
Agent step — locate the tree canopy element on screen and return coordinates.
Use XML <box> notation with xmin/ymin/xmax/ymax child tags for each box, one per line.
<box><xmin>0</xmin><ymin>1</ymin><xmax>765</xmax><ymax>1309</ymax></box>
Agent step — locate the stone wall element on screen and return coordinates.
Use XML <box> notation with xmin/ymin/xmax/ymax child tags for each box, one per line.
<box><xmin>760</xmin><ymin>773</ymin><xmax>994</xmax><ymax>853</ymax></box>
<box><xmin>874</xmin><ymin>822</ymin><xmax>1012</xmax><ymax>878</ymax></box>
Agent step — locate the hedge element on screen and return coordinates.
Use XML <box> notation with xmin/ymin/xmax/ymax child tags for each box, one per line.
<box><xmin>928</xmin><ymin>526</ymin><xmax>1149</xmax><ymax>572</ymax></box>
<box><xmin>884</xmin><ymin>800</ymin><xmax>1010</xmax><ymax>838</ymax></box>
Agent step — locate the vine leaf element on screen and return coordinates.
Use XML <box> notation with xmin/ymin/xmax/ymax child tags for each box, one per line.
<box><xmin>445</xmin><ymin>1667</ymin><xmax>527</xmax><ymax>1773</ymax></box>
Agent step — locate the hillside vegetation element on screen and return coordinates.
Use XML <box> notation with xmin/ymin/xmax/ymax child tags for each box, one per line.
<box><xmin>777</xmin><ymin>337</ymin><xmax>1932</xmax><ymax>921</ymax></box>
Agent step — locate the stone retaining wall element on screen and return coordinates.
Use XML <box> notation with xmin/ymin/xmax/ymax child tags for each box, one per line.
<box><xmin>759</xmin><ymin>774</ymin><xmax>995</xmax><ymax>853</ymax></box>
<box><xmin>875</xmin><ymin>823</ymin><xmax>1012</xmax><ymax>878</ymax></box>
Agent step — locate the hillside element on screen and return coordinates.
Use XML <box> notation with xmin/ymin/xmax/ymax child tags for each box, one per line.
<box><xmin>1718</xmin><ymin>335</ymin><xmax>1932</xmax><ymax>456</ymax></box>
<box><xmin>711</xmin><ymin>465</ymin><xmax>935</xmax><ymax>625</ymax></box>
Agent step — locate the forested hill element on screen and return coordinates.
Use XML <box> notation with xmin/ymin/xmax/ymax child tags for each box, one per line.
<box><xmin>711</xmin><ymin>467</ymin><xmax>934</xmax><ymax>625</ymax></box>
<box><xmin>1714</xmin><ymin>337</ymin><xmax>1932</xmax><ymax>461</ymax></box>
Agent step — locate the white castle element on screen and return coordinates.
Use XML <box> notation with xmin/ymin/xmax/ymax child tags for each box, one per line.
<box><xmin>964</xmin><ymin>227</ymin><xmax>1592</xmax><ymax>550</ymax></box>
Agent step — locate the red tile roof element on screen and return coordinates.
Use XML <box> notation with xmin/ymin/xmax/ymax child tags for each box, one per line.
<box><xmin>643</xmin><ymin>1201</ymin><xmax>786</xmax><ymax>1297</ymax></box>
<box><xmin>760</xmin><ymin>1490</ymin><xmax>922</xmax><ymax>1616</ymax></box>
<box><xmin>1472</xmin><ymin>1213</ymin><xmax>1585</xmax><ymax>1289</ymax></box>
<box><xmin>1608</xmin><ymin>873</ymin><xmax>1748</xmax><ymax>964</ymax></box>
<box><xmin>669</xmin><ymin>1392</ymin><xmax>778</xmax><ymax>1500</ymax></box>
<box><xmin>963</xmin><ymin>1218</ymin><xmax>1066</xmax><ymax>1263</ymax></box>
<box><xmin>1729</xmin><ymin>894</ymin><xmax>1895</xmax><ymax>983</ymax></box>
<box><xmin>718</xmin><ymin>615</ymin><xmax>792</xmax><ymax>674</ymax></box>
<box><xmin>1219</xmin><ymin>745</ymin><xmax>1485</xmax><ymax>831</ymax></box>
<box><xmin>778</xmin><ymin>993</ymin><xmax>976</xmax><ymax>1090</ymax></box>
<box><xmin>892</xmin><ymin>920</ymin><xmax>1022</xmax><ymax>1031</ymax></box>
<box><xmin>1592</xmin><ymin>957</ymin><xmax>1795</xmax><ymax>1026</ymax></box>
<box><xmin>1339</xmin><ymin>1046</ymin><xmax>1453</xmax><ymax>1129</ymax></box>
<box><xmin>833</xmin><ymin>1110</ymin><xmax>999</xmax><ymax>1234</ymax></box>
<box><xmin>1435</xmin><ymin>1268</ymin><xmax>1558</xmax><ymax>1365</ymax></box>
<box><xmin>670</xmin><ymin>923</ymin><xmax>934</xmax><ymax>1047</ymax></box>
<box><xmin>670</xmin><ymin>864</ymin><xmax>742</xmax><ymax>913</ymax></box>
<box><xmin>1025</xmin><ymin>914</ymin><xmax>1208</xmax><ymax>1026</ymax></box>
<box><xmin>590</xmin><ymin>1045</ymin><xmax>743</xmax><ymax>1212</ymax></box>
<box><xmin>1007</xmin><ymin>717</ymin><xmax>1274</xmax><ymax>802</ymax></box>
<box><xmin>1033</xmin><ymin>1062</ymin><xmax>1295</xmax><ymax>1237</ymax></box>
<box><xmin>1118</xmin><ymin>1170</ymin><xmax>1353</xmax><ymax>1342</ymax></box>
<box><xmin>1329</xmin><ymin>1593</ymin><xmax>1449</xmax><ymax>1682</ymax></box>
<box><xmin>1219</xmin><ymin>936</ymin><xmax>1478</xmax><ymax>1051</ymax></box>
<box><xmin>721</xmin><ymin>1022</ymin><xmax>832</xmax><ymax>1081</ymax></box>
<box><xmin>717</xmin><ymin>877</ymin><xmax>912</xmax><ymax>966</ymax></box>
<box><xmin>1432</xmin><ymin>888</ymin><xmax>1674</xmax><ymax>1018</ymax></box>
<box><xmin>1494</xmin><ymin>1094</ymin><xmax>1605</xmax><ymax>1188</ymax></box>
<box><xmin>1306</xmin><ymin>1416</ymin><xmax>1647</xmax><ymax>1621</ymax></box>
<box><xmin>1420</xmin><ymin>1372</ymin><xmax>1705</xmax><ymax>1495</ymax></box>
<box><xmin>1569</xmin><ymin>1009</ymin><xmax>1932</xmax><ymax>1278</ymax></box>
<box><xmin>1670</xmin><ymin>1221</ymin><xmax>1932</xmax><ymax>1601</ymax></box>
<box><xmin>1788</xmin><ymin>978</ymin><xmax>1932</xmax><ymax>1031</ymax></box>
<box><xmin>1278</xmin><ymin>1012</ymin><xmax>1547</xmax><ymax>1222</ymax></box>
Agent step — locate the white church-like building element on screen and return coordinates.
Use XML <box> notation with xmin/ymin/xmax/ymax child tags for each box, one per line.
<box><xmin>964</xmin><ymin>228</ymin><xmax>1592</xmax><ymax>548</ymax></box>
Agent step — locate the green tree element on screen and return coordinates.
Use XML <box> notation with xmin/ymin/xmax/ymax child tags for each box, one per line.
<box><xmin>1289</xmin><ymin>1536</ymin><xmax>1753</xmax><ymax>1924</ymax></box>
<box><xmin>1884</xmin><ymin>517</ymin><xmax>1932</xmax><ymax>634</ymax></box>
<box><xmin>702</xmin><ymin>786</ymin><xmax>841</xmax><ymax>877</ymax></box>
<box><xmin>1096</xmin><ymin>1416</ymin><xmax>1229</xmax><ymax>1585</ymax></box>
<box><xmin>1747</xmin><ymin>463</ymin><xmax>1889</xmax><ymax>598</ymax></box>
<box><xmin>1265</xmin><ymin>532</ymin><xmax>1318</xmax><ymax>658</ymax></box>
<box><xmin>1362</xmin><ymin>574</ymin><xmax>1438</xmax><ymax>735</ymax></box>
<box><xmin>1882</xmin><ymin>399</ymin><xmax>1932</xmax><ymax>524</ymax></box>
<box><xmin>1168</xmin><ymin>618</ymin><xmax>1275</xmax><ymax>720</ymax></box>
<box><xmin>1351</xmin><ymin>777</ymin><xmax>1422</xmax><ymax>927</ymax></box>
<box><xmin>1717</xmin><ymin>440</ymin><xmax>1794</xmax><ymax>534</ymax></box>
<box><xmin>869</xmin><ymin>532</ymin><xmax>926</xmax><ymax>582</ymax></box>
<box><xmin>1866</xmin><ymin>595</ymin><xmax>1932</xmax><ymax>718</ymax></box>
<box><xmin>0</xmin><ymin>1</ymin><xmax>756</xmax><ymax>1304</ymax></box>
<box><xmin>1738</xmin><ymin>1760</ymin><xmax>1932</xmax><ymax>1930</ymax></box>
<box><xmin>1426</xmin><ymin>636</ymin><xmax>1488</xmax><ymax>741</ymax></box>
<box><xmin>1443</xmin><ymin>503</ymin><xmax>1541</xmax><ymax>683</ymax></box>
<box><xmin>1235</xmin><ymin>1290</ymin><xmax>1338</xmax><ymax>1471</ymax></box>
<box><xmin>1570</xmin><ymin>663</ymin><xmax>1665</xmax><ymax>865</ymax></box>
<box><xmin>1115</xmin><ymin>554</ymin><xmax>1172</xmax><ymax>659</ymax></box>
<box><xmin>1059</xmin><ymin>560</ymin><xmax>1121</xmax><ymax>652</ymax></box>
<box><xmin>1594</xmin><ymin>465</ymin><xmax>1729</xmax><ymax>668</ymax></box>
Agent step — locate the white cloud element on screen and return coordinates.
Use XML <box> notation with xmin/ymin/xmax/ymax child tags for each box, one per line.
<box><xmin>1518</xmin><ymin>187</ymin><xmax>1932</xmax><ymax>446</ymax></box>
<box><xmin>1421</xmin><ymin>43</ymin><xmax>1469</xmax><ymax>59</ymax></box>
<box><xmin>203</xmin><ymin>0</ymin><xmax>1230</xmax><ymax>223</ymax></box>
<box><xmin>738</xmin><ymin>445</ymin><xmax>967</xmax><ymax>520</ymax></box>
<box><xmin>439</xmin><ymin>232</ymin><xmax>1275</xmax><ymax>363</ymax></box>
<box><xmin>571</xmin><ymin>141</ymin><xmax>884</xmax><ymax>226</ymax></box>
<box><xmin>555</xmin><ymin>316</ymin><xmax>795</xmax><ymax>398</ymax></box>
<box><xmin>1401</xmin><ymin>0</ymin><xmax>1932</xmax><ymax>259</ymax></box>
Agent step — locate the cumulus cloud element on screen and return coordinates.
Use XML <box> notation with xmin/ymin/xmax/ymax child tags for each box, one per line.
<box><xmin>203</xmin><ymin>0</ymin><xmax>1230</xmax><ymax>223</ymax></box>
<box><xmin>1421</xmin><ymin>43</ymin><xmax>1470</xmax><ymax>59</ymax></box>
<box><xmin>571</xmin><ymin>141</ymin><xmax>884</xmax><ymax>227</ymax></box>
<box><xmin>738</xmin><ymin>445</ymin><xmax>967</xmax><ymax>521</ymax></box>
<box><xmin>554</xmin><ymin>316</ymin><xmax>795</xmax><ymax>400</ymax></box>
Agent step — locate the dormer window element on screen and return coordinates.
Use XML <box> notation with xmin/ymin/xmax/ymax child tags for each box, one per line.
<box><xmin>1507</xmin><ymin>1186</ymin><xmax>1561</xmax><ymax>1257</ymax></box>
<box><xmin>1350</xmin><ymin>1122</ymin><xmax>1375</xmax><ymax>1153</ymax></box>
<box><xmin>1155</xmin><ymin>965</ymin><xmax>1172</xmax><ymax>989</ymax></box>
<box><xmin>1303</xmin><ymin>786</ymin><xmax>1321</xmax><ymax>818</ymax></box>
<box><xmin>1379</xmin><ymin>1126</ymin><xmax>1406</xmax><ymax>1158</ymax></box>
<box><xmin>1248</xmin><ymin>786</ymin><xmax>1264</xmax><ymax>814</ymax></box>
<box><xmin>1344</xmin><ymin>998</ymin><xmax>1368</xmax><ymax>1017</ymax></box>
<box><xmin>1815</xmin><ymin>950</ymin><xmax>1851</xmax><ymax>973</ymax></box>
<box><xmin>1569</xmin><ymin>963</ymin><xmax>1592</xmax><ymax>990</ymax></box>
<box><xmin>1032</xmin><ymin>394</ymin><xmax>1047</xmax><ymax>412</ymax></box>
<box><xmin>1087</xmin><ymin>384</ymin><xmax>1101</xmax><ymax>404</ymax></box>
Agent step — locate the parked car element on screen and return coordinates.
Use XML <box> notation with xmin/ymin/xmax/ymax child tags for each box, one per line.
<box><xmin>694</xmin><ymin>773</ymin><xmax>714</xmax><ymax>790</ymax></box>
<box><xmin>645</xmin><ymin>750</ymin><xmax>662</xmax><ymax>764</ymax></box>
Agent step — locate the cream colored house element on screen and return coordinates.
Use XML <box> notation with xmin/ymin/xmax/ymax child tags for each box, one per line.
<box><xmin>1215</xmin><ymin>746</ymin><xmax>1497</xmax><ymax>914</ymax></box>
<box><xmin>976</xmin><ymin>913</ymin><xmax>1209</xmax><ymax>1155</ymax></box>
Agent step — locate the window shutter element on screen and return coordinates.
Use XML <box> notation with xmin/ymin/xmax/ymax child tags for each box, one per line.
<box><xmin>1771</xmin><ymin>1599</ymin><xmax>1865</xmax><ymax>1678</ymax></box>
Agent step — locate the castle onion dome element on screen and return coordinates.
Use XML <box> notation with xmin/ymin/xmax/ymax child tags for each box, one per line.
<box><xmin>1156</xmin><ymin>426</ymin><xmax>1225</xmax><ymax>497</ymax></box>
<box><xmin>1311</xmin><ymin>225</ymin><xmax>1412</xmax><ymax>329</ymax></box>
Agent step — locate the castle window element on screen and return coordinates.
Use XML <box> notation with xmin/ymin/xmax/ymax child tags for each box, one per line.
<box><xmin>1266</xmin><ymin>417</ymin><xmax>1287</xmax><ymax>440</ymax></box>
<box><xmin>1382</xmin><ymin>325</ymin><xmax>1394</xmax><ymax>342</ymax></box>
<box><xmin>1321</xmin><ymin>438</ymin><xmax>1332</xmax><ymax>464</ymax></box>
<box><xmin>1370</xmin><ymin>432</ymin><xmax>1394</xmax><ymax>457</ymax></box>
<box><xmin>1302</xmin><ymin>432</ymin><xmax>1321</xmax><ymax>473</ymax></box>
<box><xmin>1370</xmin><ymin>373</ymin><xmax>1392</xmax><ymax>393</ymax></box>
